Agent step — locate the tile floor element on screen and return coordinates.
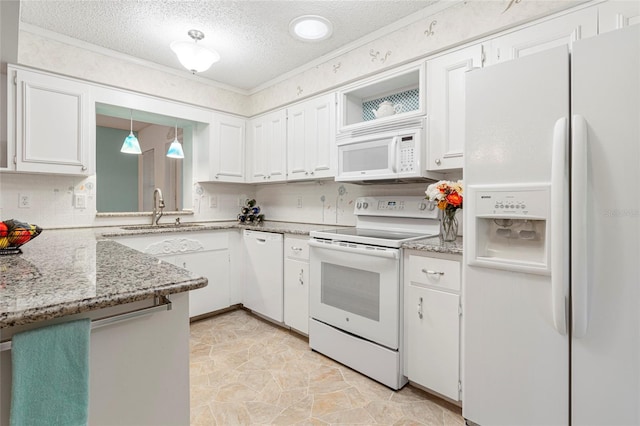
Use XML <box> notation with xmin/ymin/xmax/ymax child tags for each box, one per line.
<box><xmin>189</xmin><ymin>309</ymin><xmax>464</xmax><ymax>425</ymax></box>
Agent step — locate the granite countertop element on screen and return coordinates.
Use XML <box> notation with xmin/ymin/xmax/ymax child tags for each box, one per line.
<box><xmin>100</xmin><ymin>220</ymin><xmax>461</xmax><ymax>254</ymax></box>
<box><xmin>99</xmin><ymin>221</ymin><xmax>349</xmax><ymax>238</ymax></box>
<box><xmin>0</xmin><ymin>228</ymin><xmax>207</xmax><ymax>328</ymax></box>
<box><xmin>403</xmin><ymin>236</ymin><xmax>463</xmax><ymax>255</ymax></box>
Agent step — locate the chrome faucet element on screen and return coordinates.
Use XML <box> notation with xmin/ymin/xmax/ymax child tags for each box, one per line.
<box><xmin>152</xmin><ymin>188</ymin><xmax>165</xmax><ymax>225</ymax></box>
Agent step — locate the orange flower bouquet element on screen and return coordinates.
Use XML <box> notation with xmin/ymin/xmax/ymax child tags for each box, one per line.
<box><xmin>425</xmin><ymin>180</ymin><xmax>463</xmax><ymax>241</ymax></box>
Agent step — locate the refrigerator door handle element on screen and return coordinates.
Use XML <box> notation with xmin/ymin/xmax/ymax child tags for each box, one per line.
<box><xmin>551</xmin><ymin>117</ymin><xmax>569</xmax><ymax>336</ymax></box>
<box><xmin>572</xmin><ymin>114</ymin><xmax>589</xmax><ymax>338</ymax></box>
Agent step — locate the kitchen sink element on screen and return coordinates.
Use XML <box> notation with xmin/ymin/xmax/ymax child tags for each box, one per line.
<box><xmin>121</xmin><ymin>223</ymin><xmax>204</xmax><ymax>231</ymax></box>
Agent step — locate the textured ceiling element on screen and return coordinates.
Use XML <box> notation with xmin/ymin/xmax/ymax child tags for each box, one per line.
<box><xmin>19</xmin><ymin>0</ymin><xmax>439</xmax><ymax>91</ymax></box>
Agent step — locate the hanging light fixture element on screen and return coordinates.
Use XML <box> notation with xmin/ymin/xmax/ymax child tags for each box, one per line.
<box><xmin>166</xmin><ymin>121</ymin><xmax>184</xmax><ymax>159</ymax></box>
<box><xmin>120</xmin><ymin>110</ymin><xmax>141</xmax><ymax>154</ymax></box>
<box><xmin>170</xmin><ymin>29</ymin><xmax>220</xmax><ymax>73</ymax></box>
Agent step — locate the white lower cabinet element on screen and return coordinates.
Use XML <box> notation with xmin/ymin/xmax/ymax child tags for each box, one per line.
<box><xmin>166</xmin><ymin>250</ymin><xmax>230</xmax><ymax>318</ymax></box>
<box><xmin>404</xmin><ymin>251</ymin><xmax>461</xmax><ymax>401</ymax></box>
<box><xmin>283</xmin><ymin>235</ymin><xmax>310</xmax><ymax>334</ymax></box>
<box><xmin>112</xmin><ymin>231</ymin><xmax>232</xmax><ymax>318</ymax></box>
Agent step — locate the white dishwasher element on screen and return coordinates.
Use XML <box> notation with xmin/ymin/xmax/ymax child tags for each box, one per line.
<box><xmin>243</xmin><ymin>230</ymin><xmax>284</xmax><ymax>322</ymax></box>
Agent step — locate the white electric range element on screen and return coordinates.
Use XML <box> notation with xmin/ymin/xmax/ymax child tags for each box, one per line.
<box><xmin>308</xmin><ymin>196</ymin><xmax>440</xmax><ymax>389</ymax></box>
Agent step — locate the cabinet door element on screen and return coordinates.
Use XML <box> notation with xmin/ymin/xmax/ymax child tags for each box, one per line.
<box><xmin>598</xmin><ymin>0</ymin><xmax>640</xmax><ymax>33</ymax></box>
<box><xmin>426</xmin><ymin>44</ymin><xmax>483</xmax><ymax>171</ymax></box>
<box><xmin>210</xmin><ymin>114</ymin><xmax>245</xmax><ymax>182</ymax></box>
<box><xmin>13</xmin><ymin>69</ymin><xmax>94</xmax><ymax>175</ymax></box>
<box><xmin>306</xmin><ymin>93</ymin><xmax>336</xmax><ymax>179</ymax></box>
<box><xmin>286</xmin><ymin>103</ymin><xmax>309</xmax><ymax>180</ymax></box>
<box><xmin>489</xmin><ymin>7</ymin><xmax>597</xmax><ymax>64</ymax></box>
<box><xmin>287</xmin><ymin>93</ymin><xmax>336</xmax><ymax>180</ymax></box>
<box><xmin>284</xmin><ymin>258</ymin><xmax>309</xmax><ymax>334</ymax></box>
<box><xmin>406</xmin><ymin>284</ymin><xmax>460</xmax><ymax>401</ymax></box>
<box><xmin>247</xmin><ymin>109</ymin><xmax>287</xmax><ymax>183</ymax></box>
<box><xmin>173</xmin><ymin>250</ymin><xmax>230</xmax><ymax>317</ymax></box>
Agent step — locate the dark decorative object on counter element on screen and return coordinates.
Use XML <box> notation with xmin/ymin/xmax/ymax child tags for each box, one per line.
<box><xmin>237</xmin><ymin>199</ymin><xmax>265</xmax><ymax>224</ymax></box>
<box><xmin>0</xmin><ymin>219</ymin><xmax>43</xmax><ymax>255</ymax></box>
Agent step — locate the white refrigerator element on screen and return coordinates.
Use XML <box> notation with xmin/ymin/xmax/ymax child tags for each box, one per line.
<box><xmin>463</xmin><ymin>25</ymin><xmax>639</xmax><ymax>425</ymax></box>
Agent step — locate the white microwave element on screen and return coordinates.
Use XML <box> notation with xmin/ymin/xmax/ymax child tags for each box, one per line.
<box><xmin>336</xmin><ymin>128</ymin><xmax>426</xmax><ymax>183</ymax></box>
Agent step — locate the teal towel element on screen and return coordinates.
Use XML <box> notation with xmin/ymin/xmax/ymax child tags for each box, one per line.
<box><xmin>10</xmin><ymin>318</ymin><xmax>90</xmax><ymax>426</ymax></box>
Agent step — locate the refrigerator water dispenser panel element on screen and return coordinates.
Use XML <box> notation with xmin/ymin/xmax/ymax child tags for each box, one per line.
<box><xmin>467</xmin><ymin>185</ymin><xmax>551</xmax><ymax>275</ymax></box>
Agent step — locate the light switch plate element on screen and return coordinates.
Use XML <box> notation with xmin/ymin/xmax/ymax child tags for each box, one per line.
<box><xmin>209</xmin><ymin>196</ymin><xmax>218</xmax><ymax>208</ymax></box>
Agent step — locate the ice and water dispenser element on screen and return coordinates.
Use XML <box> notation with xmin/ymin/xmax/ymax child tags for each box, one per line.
<box><xmin>467</xmin><ymin>184</ymin><xmax>551</xmax><ymax>274</ymax></box>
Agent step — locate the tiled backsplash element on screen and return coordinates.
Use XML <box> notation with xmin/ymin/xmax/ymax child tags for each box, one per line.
<box><xmin>0</xmin><ymin>172</ymin><xmax>464</xmax><ymax>230</ymax></box>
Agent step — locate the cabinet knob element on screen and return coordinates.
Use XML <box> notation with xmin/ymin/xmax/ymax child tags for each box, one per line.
<box><xmin>268</xmin><ymin>175</ymin><xmax>271</xmax><ymax>179</ymax></box>
<box><xmin>215</xmin><ymin>175</ymin><xmax>219</xmax><ymax>179</ymax></box>
<box><xmin>305</xmin><ymin>171</ymin><xmax>309</xmax><ymax>175</ymax></box>
<box><xmin>418</xmin><ymin>296</ymin><xmax>423</xmax><ymax>319</ymax></box>
<box><xmin>310</xmin><ymin>171</ymin><xmax>314</xmax><ymax>175</ymax></box>
<box><xmin>263</xmin><ymin>176</ymin><xmax>267</xmax><ymax>179</ymax></box>
<box><xmin>291</xmin><ymin>246</ymin><xmax>302</xmax><ymax>252</ymax></box>
<box><xmin>435</xmin><ymin>158</ymin><xmax>442</xmax><ymax>166</ymax></box>
<box><xmin>81</xmin><ymin>165</ymin><xmax>87</xmax><ymax>171</ymax></box>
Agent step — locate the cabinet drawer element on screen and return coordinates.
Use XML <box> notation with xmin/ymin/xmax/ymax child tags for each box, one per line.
<box><xmin>284</xmin><ymin>235</ymin><xmax>310</xmax><ymax>260</ymax></box>
<box><xmin>408</xmin><ymin>255</ymin><xmax>460</xmax><ymax>292</ymax></box>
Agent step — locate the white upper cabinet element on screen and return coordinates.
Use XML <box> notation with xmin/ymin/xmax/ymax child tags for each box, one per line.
<box><xmin>247</xmin><ymin>109</ymin><xmax>287</xmax><ymax>183</ymax></box>
<box><xmin>9</xmin><ymin>66</ymin><xmax>94</xmax><ymax>175</ymax></box>
<box><xmin>337</xmin><ymin>63</ymin><xmax>425</xmax><ymax>133</ymax></box>
<box><xmin>489</xmin><ymin>6</ymin><xmax>598</xmax><ymax>64</ymax></box>
<box><xmin>426</xmin><ymin>43</ymin><xmax>484</xmax><ymax>172</ymax></box>
<box><xmin>206</xmin><ymin>113</ymin><xmax>246</xmax><ymax>182</ymax></box>
<box><xmin>286</xmin><ymin>93</ymin><xmax>336</xmax><ymax>181</ymax></box>
<box><xmin>598</xmin><ymin>0</ymin><xmax>640</xmax><ymax>33</ymax></box>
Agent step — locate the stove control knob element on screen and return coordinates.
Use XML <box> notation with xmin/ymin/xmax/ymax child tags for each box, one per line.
<box><xmin>356</xmin><ymin>202</ymin><xmax>362</xmax><ymax>209</ymax></box>
<box><xmin>362</xmin><ymin>202</ymin><xmax>369</xmax><ymax>209</ymax></box>
<box><xmin>418</xmin><ymin>202</ymin><xmax>427</xmax><ymax>211</ymax></box>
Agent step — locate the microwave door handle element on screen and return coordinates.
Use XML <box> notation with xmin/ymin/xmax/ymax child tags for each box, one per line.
<box><xmin>391</xmin><ymin>136</ymin><xmax>399</xmax><ymax>173</ymax></box>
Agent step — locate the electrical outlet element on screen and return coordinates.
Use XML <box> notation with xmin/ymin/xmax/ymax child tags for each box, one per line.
<box><xmin>18</xmin><ymin>194</ymin><xmax>31</xmax><ymax>208</ymax></box>
<box><xmin>74</xmin><ymin>194</ymin><xmax>86</xmax><ymax>209</ymax></box>
<box><xmin>209</xmin><ymin>196</ymin><xmax>218</xmax><ymax>208</ymax></box>
<box><xmin>297</xmin><ymin>196</ymin><xmax>303</xmax><ymax>208</ymax></box>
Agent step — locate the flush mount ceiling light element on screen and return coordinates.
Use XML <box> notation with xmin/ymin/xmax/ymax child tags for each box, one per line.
<box><xmin>121</xmin><ymin>110</ymin><xmax>141</xmax><ymax>154</ymax></box>
<box><xmin>289</xmin><ymin>15</ymin><xmax>333</xmax><ymax>42</ymax></box>
<box><xmin>170</xmin><ymin>29</ymin><xmax>220</xmax><ymax>73</ymax></box>
<box><xmin>166</xmin><ymin>122</ymin><xmax>184</xmax><ymax>159</ymax></box>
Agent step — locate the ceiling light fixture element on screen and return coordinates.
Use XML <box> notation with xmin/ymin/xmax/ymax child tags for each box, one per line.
<box><xmin>166</xmin><ymin>122</ymin><xmax>184</xmax><ymax>159</ymax></box>
<box><xmin>289</xmin><ymin>15</ymin><xmax>333</xmax><ymax>42</ymax></box>
<box><xmin>121</xmin><ymin>110</ymin><xmax>141</xmax><ymax>154</ymax></box>
<box><xmin>170</xmin><ymin>29</ymin><xmax>220</xmax><ymax>73</ymax></box>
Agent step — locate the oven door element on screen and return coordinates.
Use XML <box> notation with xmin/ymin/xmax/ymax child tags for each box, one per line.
<box><xmin>309</xmin><ymin>239</ymin><xmax>401</xmax><ymax>350</ymax></box>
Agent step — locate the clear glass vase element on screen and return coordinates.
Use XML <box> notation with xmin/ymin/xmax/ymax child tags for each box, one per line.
<box><xmin>440</xmin><ymin>209</ymin><xmax>459</xmax><ymax>242</ymax></box>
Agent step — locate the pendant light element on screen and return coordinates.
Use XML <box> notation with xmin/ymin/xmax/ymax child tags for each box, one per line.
<box><xmin>120</xmin><ymin>110</ymin><xmax>141</xmax><ymax>154</ymax></box>
<box><xmin>170</xmin><ymin>30</ymin><xmax>220</xmax><ymax>74</ymax></box>
<box><xmin>166</xmin><ymin>121</ymin><xmax>184</xmax><ymax>159</ymax></box>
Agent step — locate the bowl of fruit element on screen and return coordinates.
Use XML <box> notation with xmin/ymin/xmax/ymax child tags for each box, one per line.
<box><xmin>0</xmin><ymin>219</ymin><xmax>42</xmax><ymax>255</ymax></box>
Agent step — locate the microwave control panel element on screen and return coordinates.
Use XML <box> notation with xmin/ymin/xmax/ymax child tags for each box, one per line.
<box><xmin>398</xmin><ymin>136</ymin><xmax>416</xmax><ymax>172</ymax></box>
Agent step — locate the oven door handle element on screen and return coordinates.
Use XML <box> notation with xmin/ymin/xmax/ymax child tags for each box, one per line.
<box><xmin>308</xmin><ymin>240</ymin><xmax>398</xmax><ymax>259</ymax></box>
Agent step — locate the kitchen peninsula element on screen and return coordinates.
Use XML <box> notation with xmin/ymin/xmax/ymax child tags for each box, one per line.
<box><xmin>0</xmin><ymin>228</ymin><xmax>207</xmax><ymax>425</ymax></box>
